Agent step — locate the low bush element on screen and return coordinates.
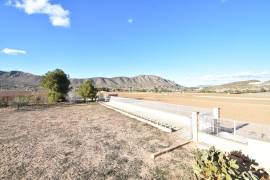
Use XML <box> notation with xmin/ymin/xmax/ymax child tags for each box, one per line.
<box><xmin>193</xmin><ymin>147</ymin><xmax>239</xmax><ymax>179</ymax></box>
<box><xmin>27</xmin><ymin>94</ymin><xmax>47</xmax><ymax>105</ymax></box>
<box><xmin>0</xmin><ymin>98</ymin><xmax>8</xmax><ymax>108</ymax></box>
<box><xmin>194</xmin><ymin>147</ymin><xmax>269</xmax><ymax>180</ymax></box>
<box><xmin>12</xmin><ymin>96</ymin><xmax>30</xmax><ymax>110</ymax></box>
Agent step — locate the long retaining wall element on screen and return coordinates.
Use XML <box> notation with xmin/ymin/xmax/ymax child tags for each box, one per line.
<box><xmin>103</xmin><ymin>96</ymin><xmax>270</xmax><ymax>170</ymax></box>
<box><xmin>104</xmin><ymin>97</ymin><xmax>195</xmax><ymax>138</ymax></box>
<box><xmin>106</xmin><ymin>99</ymin><xmax>191</xmax><ymax>127</ymax></box>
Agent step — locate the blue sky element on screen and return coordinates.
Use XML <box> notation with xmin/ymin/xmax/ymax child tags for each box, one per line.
<box><xmin>0</xmin><ymin>0</ymin><xmax>270</xmax><ymax>86</ymax></box>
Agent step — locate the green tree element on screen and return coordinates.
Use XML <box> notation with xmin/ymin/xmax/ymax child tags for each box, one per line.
<box><xmin>77</xmin><ymin>80</ymin><xmax>97</xmax><ymax>102</ymax></box>
<box><xmin>41</xmin><ymin>69</ymin><xmax>71</xmax><ymax>103</ymax></box>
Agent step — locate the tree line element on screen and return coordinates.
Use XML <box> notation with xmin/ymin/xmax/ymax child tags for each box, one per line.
<box><xmin>41</xmin><ymin>69</ymin><xmax>97</xmax><ymax>103</ymax></box>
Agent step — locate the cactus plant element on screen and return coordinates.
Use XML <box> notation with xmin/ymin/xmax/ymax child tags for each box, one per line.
<box><xmin>193</xmin><ymin>146</ymin><xmax>239</xmax><ymax>180</ymax></box>
<box><xmin>194</xmin><ymin>147</ymin><xmax>269</xmax><ymax>180</ymax></box>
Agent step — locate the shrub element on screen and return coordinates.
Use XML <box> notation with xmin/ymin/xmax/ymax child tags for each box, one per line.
<box><xmin>0</xmin><ymin>98</ymin><xmax>8</xmax><ymax>108</ymax></box>
<box><xmin>31</xmin><ymin>95</ymin><xmax>41</xmax><ymax>104</ymax></box>
<box><xmin>12</xmin><ymin>96</ymin><xmax>30</xmax><ymax>110</ymax></box>
<box><xmin>193</xmin><ymin>147</ymin><xmax>239</xmax><ymax>179</ymax></box>
<box><xmin>30</xmin><ymin>94</ymin><xmax>48</xmax><ymax>105</ymax></box>
<box><xmin>194</xmin><ymin>147</ymin><xmax>269</xmax><ymax>180</ymax></box>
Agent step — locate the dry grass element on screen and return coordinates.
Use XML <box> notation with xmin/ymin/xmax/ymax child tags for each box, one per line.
<box><xmin>0</xmin><ymin>103</ymin><xmax>195</xmax><ymax>179</ymax></box>
<box><xmin>0</xmin><ymin>90</ymin><xmax>48</xmax><ymax>106</ymax></box>
<box><xmin>118</xmin><ymin>92</ymin><xmax>270</xmax><ymax>124</ymax></box>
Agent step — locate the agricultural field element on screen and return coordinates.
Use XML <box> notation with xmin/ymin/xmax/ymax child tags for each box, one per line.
<box><xmin>0</xmin><ymin>103</ymin><xmax>194</xmax><ymax>179</ymax></box>
<box><xmin>118</xmin><ymin>92</ymin><xmax>270</xmax><ymax>124</ymax></box>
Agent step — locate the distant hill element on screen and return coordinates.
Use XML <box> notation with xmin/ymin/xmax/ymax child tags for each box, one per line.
<box><xmin>213</xmin><ymin>80</ymin><xmax>261</xmax><ymax>88</ymax></box>
<box><xmin>0</xmin><ymin>70</ymin><xmax>183</xmax><ymax>91</ymax></box>
<box><xmin>201</xmin><ymin>80</ymin><xmax>270</xmax><ymax>93</ymax></box>
<box><xmin>71</xmin><ymin>75</ymin><xmax>182</xmax><ymax>90</ymax></box>
<box><xmin>0</xmin><ymin>71</ymin><xmax>41</xmax><ymax>91</ymax></box>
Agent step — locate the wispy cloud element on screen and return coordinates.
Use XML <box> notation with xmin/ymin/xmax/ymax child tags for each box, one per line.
<box><xmin>7</xmin><ymin>0</ymin><xmax>70</xmax><ymax>27</ymax></box>
<box><xmin>180</xmin><ymin>72</ymin><xmax>270</xmax><ymax>86</ymax></box>
<box><xmin>1</xmin><ymin>48</ymin><xmax>27</xmax><ymax>55</ymax></box>
<box><xmin>199</xmin><ymin>72</ymin><xmax>270</xmax><ymax>82</ymax></box>
<box><xmin>128</xmin><ymin>18</ymin><xmax>134</xmax><ymax>24</ymax></box>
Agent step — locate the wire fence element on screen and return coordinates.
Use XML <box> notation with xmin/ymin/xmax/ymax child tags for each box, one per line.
<box><xmin>199</xmin><ymin>116</ymin><xmax>270</xmax><ymax>143</ymax></box>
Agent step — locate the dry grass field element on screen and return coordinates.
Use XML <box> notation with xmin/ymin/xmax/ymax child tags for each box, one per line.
<box><xmin>118</xmin><ymin>92</ymin><xmax>270</xmax><ymax>124</ymax></box>
<box><xmin>0</xmin><ymin>103</ymin><xmax>194</xmax><ymax>179</ymax></box>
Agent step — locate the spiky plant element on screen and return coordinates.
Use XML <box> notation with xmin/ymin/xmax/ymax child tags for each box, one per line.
<box><xmin>193</xmin><ymin>147</ymin><xmax>239</xmax><ymax>180</ymax></box>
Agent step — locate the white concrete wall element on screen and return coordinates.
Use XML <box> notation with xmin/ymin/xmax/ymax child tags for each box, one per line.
<box><xmin>106</xmin><ymin>100</ymin><xmax>191</xmax><ymax>128</ymax></box>
<box><xmin>248</xmin><ymin>139</ymin><xmax>270</xmax><ymax>169</ymax></box>
<box><xmin>198</xmin><ymin>132</ymin><xmax>270</xmax><ymax>170</ymax></box>
<box><xmin>198</xmin><ymin>132</ymin><xmax>248</xmax><ymax>153</ymax></box>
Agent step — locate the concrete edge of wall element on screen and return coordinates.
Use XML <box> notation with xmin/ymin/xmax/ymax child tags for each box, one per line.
<box><xmin>107</xmin><ymin>100</ymin><xmax>192</xmax><ymax>127</ymax></box>
<box><xmin>198</xmin><ymin>132</ymin><xmax>248</xmax><ymax>152</ymax></box>
<box><xmin>198</xmin><ymin>132</ymin><xmax>270</xmax><ymax>171</ymax></box>
<box><xmin>99</xmin><ymin>102</ymin><xmax>173</xmax><ymax>133</ymax></box>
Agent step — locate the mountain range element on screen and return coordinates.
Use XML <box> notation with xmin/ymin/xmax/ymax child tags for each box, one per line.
<box><xmin>0</xmin><ymin>70</ymin><xmax>182</xmax><ymax>91</ymax></box>
<box><xmin>1</xmin><ymin>70</ymin><xmax>269</xmax><ymax>93</ymax></box>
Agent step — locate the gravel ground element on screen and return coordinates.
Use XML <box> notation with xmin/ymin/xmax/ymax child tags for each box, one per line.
<box><xmin>0</xmin><ymin>103</ymin><xmax>195</xmax><ymax>179</ymax></box>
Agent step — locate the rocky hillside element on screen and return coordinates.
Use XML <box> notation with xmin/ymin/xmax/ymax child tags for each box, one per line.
<box><xmin>0</xmin><ymin>70</ymin><xmax>182</xmax><ymax>91</ymax></box>
<box><xmin>71</xmin><ymin>75</ymin><xmax>182</xmax><ymax>90</ymax></box>
<box><xmin>0</xmin><ymin>71</ymin><xmax>41</xmax><ymax>91</ymax></box>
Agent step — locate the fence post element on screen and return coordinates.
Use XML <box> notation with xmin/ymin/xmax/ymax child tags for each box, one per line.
<box><xmin>233</xmin><ymin>120</ymin><xmax>236</xmax><ymax>137</ymax></box>
<box><xmin>213</xmin><ymin>108</ymin><xmax>220</xmax><ymax>134</ymax></box>
<box><xmin>192</xmin><ymin>112</ymin><xmax>199</xmax><ymax>142</ymax></box>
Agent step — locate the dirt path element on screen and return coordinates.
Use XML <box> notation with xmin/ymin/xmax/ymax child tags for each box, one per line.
<box><xmin>0</xmin><ymin>104</ymin><xmax>194</xmax><ymax>179</ymax></box>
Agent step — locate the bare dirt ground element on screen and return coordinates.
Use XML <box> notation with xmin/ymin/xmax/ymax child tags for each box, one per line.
<box><xmin>0</xmin><ymin>104</ymin><xmax>195</xmax><ymax>179</ymax></box>
<box><xmin>118</xmin><ymin>92</ymin><xmax>270</xmax><ymax>124</ymax></box>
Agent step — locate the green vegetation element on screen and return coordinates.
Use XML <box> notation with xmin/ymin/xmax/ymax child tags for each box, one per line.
<box><xmin>135</xmin><ymin>89</ymin><xmax>148</xmax><ymax>92</ymax></box>
<box><xmin>150</xmin><ymin>87</ymin><xmax>173</xmax><ymax>93</ymax></box>
<box><xmin>0</xmin><ymin>91</ymin><xmax>48</xmax><ymax>108</ymax></box>
<box><xmin>194</xmin><ymin>147</ymin><xmax>239</xmax><ymax>179</ymax></box>
<box><xmin>77</xmin><ymin>80</ymin><xmax>97</xmax><ymax>102</ymax></box>
<box><xmin>30</xmin><ymin>94</ymin><xmax>46</xmax><ymax>104</ymax></box>
<box><xmin>41</xmin><ymin>69</ymin><xmax>71</xmax><ymax>103</ymax></box>
<box><xmin>97</xmin><ymin>87</ymin><xmax>110</xmax><ymax>92</ymax></box>
<box><xmin>12</xmin><ymin>96</ymin><xmax>30</xmax><ymax>110</ymax></box>
<box><xmin>194</xmin><ymin>147</ymin><xmax>269</xmax><ymax>180</ymax></box>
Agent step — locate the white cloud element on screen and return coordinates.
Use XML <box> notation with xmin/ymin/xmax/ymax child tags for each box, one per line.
<box><xmin>179</xmin><ymin>72</ymin><xmax>270</xmax><ymax>87</ymax></box>
<box><xmin>8</xmin><ymin>0</ymin><xmax>70</xmax><ymax>27</ymax></box>
<box><xmin>1</xmin><ymin>48</ymin><xmax>27</xmax><ymax>55</ymax></box>
<box><xmin>128</xmin><ymin>18</ymin><xmax>134</xmax><ymax>24</ymax></box>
